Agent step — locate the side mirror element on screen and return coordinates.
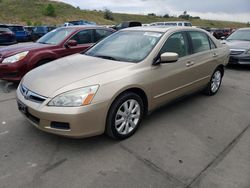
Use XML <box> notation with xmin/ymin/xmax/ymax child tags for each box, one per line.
<box><xmin>65</xmin><ymin>40</ymin><xmax>77</xmax><ymax>48</ymax></box>
<box><xmin>160</xmin><ymin>52</ymin><xmax>179</xmax><ymax>63</ymax></box>
<box><xmin>220</xmin><ymin>36</ymin><xmax>226</xmax><ymax>40</ymax></box>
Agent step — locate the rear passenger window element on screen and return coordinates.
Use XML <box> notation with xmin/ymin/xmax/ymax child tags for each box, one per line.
<box><xmin>94</xmin><ymin>29</ymin><xmax>113</xmax><ymax>42</ymax></box>
<box><xmin>70</xmin><ymin>30</ymin><xmax>94</xmax><ymax>44</ymax></box>
<box><xmin>189</xmin><ymin>31</ymin><xmax>211</xmax><ymax>53</ymax></box>
<box><xmin>160</xmin><ymin>32</ymin><xmax>189</xmax><ymax>58</ymax></box>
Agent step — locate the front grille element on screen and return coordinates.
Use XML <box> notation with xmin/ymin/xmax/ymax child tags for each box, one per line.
<box><xmin>20</xmin><ymin>84</ymin><xmax>47</xmax><ymax>103</ymax></box>
<box><xmin>230</xmin><ymin>49</ymin><xmax>245</xmax><ymax>55</ymax></box>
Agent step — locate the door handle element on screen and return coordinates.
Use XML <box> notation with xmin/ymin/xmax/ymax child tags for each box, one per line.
<box><xmin>186</xmin><ymin>61</ymin><xmax>194</xmax><ymax>67</ymax></box>
<box><xmin>213</xmin><ymin>53</ymin><xmax>218</xmax><ymax>57</ymax></box>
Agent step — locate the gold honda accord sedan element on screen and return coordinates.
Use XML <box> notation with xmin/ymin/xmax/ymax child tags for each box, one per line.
<box><xmin>16</xmin><ymin>27</ymin><xmax>229</xmax><ymax>139</ymax></box>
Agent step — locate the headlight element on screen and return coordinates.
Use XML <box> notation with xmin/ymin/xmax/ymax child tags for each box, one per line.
<box><xmin>2</xmin><ymin>51</ymin><xmax>29</xmax><ymax>64</ymax></box>
<box><xmin>48</xmin><ymin>85</ymin><xmax>99</xmax><ymax>107</ymax></box>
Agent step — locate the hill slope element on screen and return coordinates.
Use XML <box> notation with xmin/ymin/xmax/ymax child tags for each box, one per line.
<box><xmin>0</xmin><ymin>0</ymin><xmax>248</xmax><ymax>28</ymax></box>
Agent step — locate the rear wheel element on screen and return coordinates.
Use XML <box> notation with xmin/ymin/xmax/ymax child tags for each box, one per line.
<box><xmin>106</xmin><ymin>92</ymin><xmax>144</xmax><ymax>139</ymax></box>
<box><xmin>203</xmin><ymin>68</ymin><xmax>223</xmax><ymax>95</ymax></box>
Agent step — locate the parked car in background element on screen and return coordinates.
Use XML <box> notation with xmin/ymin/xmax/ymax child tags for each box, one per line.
<box><xmin>16</xmin><ymin>27</ymin><xmax>229</xmax><ymax>139</ymax></box>
<box><xmin>31</xmin><ymin>26</ymin><xmax>57</xmax><ymax>41</ymax></box>
<box><xmin>208</xmin><ymin>28</ymin><xmax>232</xmax><ymax>39</ymax></box>
<box><xmin>0</xmin><ymin>25</ymin><xmax>16</xmax><ymax>45</ymax></box>
<box><xmin>222</xmin><ymin>28</ymin><xmax>250</xmax><ymax>65</ymax></box>
<box><xmin>24</xmin><ymin>26</ymin><xmax>35</xmax><ymax>40</ymax></box>
<box><xmin>64</xmin><ymin>20</ymin><xmax>96</xmax><ymax>26</ymax></box>
<box><xmin>150</xmin><ymin>21</ymin><xmax>192</xmax><ymax>27</ymax></box>
<box><xmin>8</xmin><ymin>25</ymin><xmax>29</xmax><ymax>42</ymax></box>
<box><xmin>0</xmin><ymin>26</ymin><xmax>115</xmax><ymax>81</ymax></box>
<box><xmin>113</xmin><ymin>21</ymin><xmax>142</xmax><ymax>30</ymax></box>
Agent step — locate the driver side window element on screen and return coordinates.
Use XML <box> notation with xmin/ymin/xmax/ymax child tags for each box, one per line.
<box><xmin>160</xmin><ymin>32</ymin><xmax>189</xmax><ymax>58</ymax></box>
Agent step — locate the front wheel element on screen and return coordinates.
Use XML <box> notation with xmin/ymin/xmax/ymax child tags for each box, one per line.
<box><xmin>203</xmin><ymin>68</ymin><xmax>223</xmax><ymax>96</ymax></box>
<box><xmin>105</xmin><ymin>92</ymin><xmax>144</xmax><ymax>139</ymax></box>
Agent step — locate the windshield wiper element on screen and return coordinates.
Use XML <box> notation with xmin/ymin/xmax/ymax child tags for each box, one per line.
<box><xmin>95</xmin><ymin>55</ymin><xmax>120</xmax><ymax>61</ymax></box>
<box><xmin>37</xmin><ymin>41</ymin><xmax>47</xmax><ymax>44</ymax></box>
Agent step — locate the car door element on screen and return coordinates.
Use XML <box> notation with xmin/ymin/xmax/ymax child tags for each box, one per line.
<box><xmin>151</xmin><ymin>31</ymin><xmax>211</xmax><ymax>108</ymax></box>
<box><xmin>63</xmin><ymin>29</ymin><xmax>95</xmax><ymax>56</ymax></box>
<box><xmin>185</xmin><ymin>31</ymin><xmax>219</xmax><ymax>87</ymax></box>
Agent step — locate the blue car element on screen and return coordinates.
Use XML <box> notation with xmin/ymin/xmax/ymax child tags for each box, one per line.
<box><xmin>8</xmin><ymin>25</ymin><xmax>29</xmax><ymax>42</ymax></box>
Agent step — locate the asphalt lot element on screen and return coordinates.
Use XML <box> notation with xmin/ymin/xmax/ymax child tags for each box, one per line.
<box><xmin>0</xmin><ymin>65</ymin><xmax>250</xmax><ymax>188</ymax></box>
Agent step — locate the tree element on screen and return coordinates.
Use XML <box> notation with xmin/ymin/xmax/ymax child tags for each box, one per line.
<box><xmin>104</xmin><ymin>8</ymin><xmax>114</xmax><ymax>20</ymax></box>
<box><xmin>179</xmin><ymin>10</ymin><xmax>190</xmax><ymax>20</ymax></box>
<box><xmin>163</xmin><ymin>14</ymin><xmax>169</xmax><ymax>18</ymax></box>
<box><xmin>44</xmin><ymin>4</ymin><xmax>56</xmax><ymax>17</ymax></box>
<box><xmin>148</xmin><ymin>13</ymin><xmax>156</xmax><ymax>16</ymax></box>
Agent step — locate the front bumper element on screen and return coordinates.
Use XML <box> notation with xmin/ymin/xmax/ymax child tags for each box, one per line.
<box><xmin>0</xmin><ymin>61</ymin><xmax>25</xmax><ymax>81</ymax></box>
<box><xmin>16</xmin><ymin>86</ymin><xmax>109</xmax><ymax>138</ymax></box>
<box><xmin>229</xmin><ymin>55</ymin><xmax>250</xmax><ymax>65</ymax></box>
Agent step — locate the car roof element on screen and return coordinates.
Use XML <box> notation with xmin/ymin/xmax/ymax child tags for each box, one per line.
<box><xmin>59</xmin><ymin>25</ymin><xmax>113</xmax><ymax>30</ymax></box>
<box><xmin>123</xmin><ymin>26</ymin><xmax>206</xmax><ymax>33</ymax></box>
<box><xmin>238</xmin><ymin>27</ymin><xmax>250</xmax><ymax>31</ymax></box>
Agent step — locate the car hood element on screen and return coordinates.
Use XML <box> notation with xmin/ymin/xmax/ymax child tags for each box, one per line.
<box><xmin>22</xmin><ymin>54</ymin><xmax>132</xmax><ymax>97</ymax></box>
<box><xmin>0</xmin><ymin>42</ymin><xmax>53</xmax><ymax>57</ymax></box>
<box><xmin>224</xmin><ymin>40</ymin><xmax>250</xmax><ymax>50</ymax></box>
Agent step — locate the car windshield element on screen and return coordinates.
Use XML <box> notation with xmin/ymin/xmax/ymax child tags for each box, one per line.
<box><xmin>227</xmin><ymin>30</ymin><xmax>250</xmax><ymax>41</ymax></box>
<box><xmin>85</xmin><ymin>31</ymin><xmax>163</xmax><ymax>63</ymax></box>
<box><xmin>37</xmin><ymin>28</ymin><xmax>75</xmax><ymax>45</ymax></box>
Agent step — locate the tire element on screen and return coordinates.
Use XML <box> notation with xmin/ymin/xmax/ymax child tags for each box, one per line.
<box><xmin>105</xmin><ymin>92</ymin><xmax>144</xmax><ymax>139</ymax></box>
<box><xmin>203</xmin><ymin>68</ymin><xmax>223</xmax><ymax>96</ymax></box>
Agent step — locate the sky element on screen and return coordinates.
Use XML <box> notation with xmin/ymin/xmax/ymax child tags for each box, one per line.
<box><xmin>54</xmin><ymin>0</ymin><xmax>250</xmax><ymax>23</ymax></box>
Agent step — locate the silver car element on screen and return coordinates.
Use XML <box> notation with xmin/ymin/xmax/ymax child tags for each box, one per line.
<box><xmin>223</xmin><ymin>28</ymin><xmax>250</xmax><ymax>65</ymax></box>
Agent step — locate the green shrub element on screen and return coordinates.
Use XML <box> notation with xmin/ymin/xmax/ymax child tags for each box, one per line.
<box><xmin>44</xmin><ymin>4</ymin><xmax>56</xmax><ymax>17</ymax></box>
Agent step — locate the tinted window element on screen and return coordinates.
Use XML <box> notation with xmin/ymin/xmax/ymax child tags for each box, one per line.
<box><xmin>184</xmin><ymin>23</ymin><xmax>192</xmax><ymax>26</ymax></box>
<box><xmin>160</xmin><ymin>32</ymin><xmax>189</xmax><ymax>58</ymax></box>
<box><xmin>189</xmin><ymin>31</ymin><xmax>210</xmax><ymax>53</ymax></box>
<box><xmin>178</xmin><ymin>23</ymin><xmax>182</xmax><ymax>26</ymax></box>
<box><xmin>71</xmin><ymin>30</ymin><xmax>94</xmax><ymax>44</ymax></box>
<box><xmin>94</xmin><ymin>29</ymin><xmax>113</xmax><ymax>42</ymax></box>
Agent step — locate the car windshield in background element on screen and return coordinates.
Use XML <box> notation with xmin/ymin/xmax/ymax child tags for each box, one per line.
<box><xmin>37</xmin><ymin>28</ymin><xmax>75</xmax><ymax>45</ymax></box>
<box><xmin>9</xmin><ymin>26</ymin><xmax>24</xmax><ymax>32</ymax></box>
<box><xmin>0</xmin><ymin>27</ymin><xmax>11</xmax><ymax>33</ymax></box>
<box><xmin>85</xmin><ymin>31</ymin><xmax>163</xmax><ymax>63</ymax></box>
<box><xmin>227</xmin><ymin>30</ymin><xmax>250</xmax><ymax>41</ymax></box>
<box><xmin>34</xmin><ymin>27</ymin><xmax>47</xmax><ymax>33</ymax></box>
